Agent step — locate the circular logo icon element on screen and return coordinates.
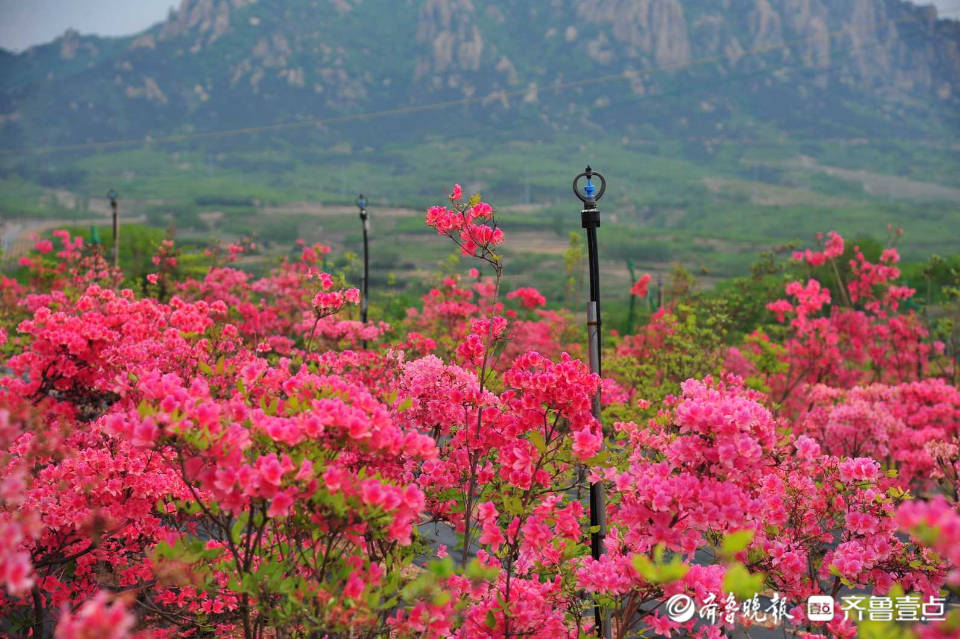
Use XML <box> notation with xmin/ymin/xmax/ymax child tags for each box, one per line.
<box><xmin>665</xmin><ymin>594</ymin><xmax>696</xmax><ymax>622</ymax></box>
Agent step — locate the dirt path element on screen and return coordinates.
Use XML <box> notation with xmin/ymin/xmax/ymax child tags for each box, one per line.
<box><xmin>702</xmin><ymin>177</ymin><xmax>854</xmax><ymax>208</ymax></box>
<box><xmin>263</xmin><ymin>202</ymin><xmax>421</xmax><ymax>219</ymax></box>
<box><xmin>262</xmin><ymin>201</ymin><xmax>552</xmax><ymax>218</ymax></box>
<box><xmin>795</xmin><ymin>156</ymin><xmax>960</xmax><ymax>203</ymax></box>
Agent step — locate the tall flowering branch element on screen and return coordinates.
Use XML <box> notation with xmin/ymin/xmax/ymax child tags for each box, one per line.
<box><xmin>425</xmin><ymin>186</ymin><xmax>507</xmax><ymax>567</ymax></box>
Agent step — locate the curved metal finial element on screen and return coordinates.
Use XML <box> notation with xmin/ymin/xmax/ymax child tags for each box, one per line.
<box><xmin>573</xmin><ymin>166</ymin><xmax>606</xmax><ymax>205</ymax></box>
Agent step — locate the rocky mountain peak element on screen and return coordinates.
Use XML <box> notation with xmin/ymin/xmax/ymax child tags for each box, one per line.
<box><xmin>158</xmin><ymin>0</ymin><xmax>259</xmax><ymax>47</ymax></box>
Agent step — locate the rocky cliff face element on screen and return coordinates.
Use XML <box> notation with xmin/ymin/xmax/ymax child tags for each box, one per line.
<box><xmin>0</xmin><ymin>0</ymin><xmax>957</xmax><ymax>147</ymax></box>
<box><xmin>575</xmin><ymin>0</ymin><xmax>693</xmax><ymax>69</ymax></box>
<box><xmin>404</xmin><ymin>0</ymin><xmax>958</xmax><ymax>106</ymax></box>
<box><xmin>159</xmin><ymin>0</ymin><xmax>257</xmax><ymax>47</ymax></box>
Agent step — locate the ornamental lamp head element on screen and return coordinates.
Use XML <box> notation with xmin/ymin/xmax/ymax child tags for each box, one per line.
<box><xmin>356</xmin><ymin>194</ymin><xmax>367</xmax><ymax>220</ymax></box>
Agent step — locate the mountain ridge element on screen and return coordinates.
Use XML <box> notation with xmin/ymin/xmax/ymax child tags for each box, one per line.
<box><xmin>1</xmin><ymin>0</ymin><xmax>959</xmax><ymax>152</ymax></box>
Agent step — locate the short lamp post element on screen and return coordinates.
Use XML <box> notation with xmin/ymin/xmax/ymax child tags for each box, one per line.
<box><xmin>356</xmin><ymin>194</ymin><xmax>370</xmax><ymax>345</ymax></box>
<box><xmin>107</xmin><ymin>188</ymin><xmax>119</xmax><ymax>268</ymax></box>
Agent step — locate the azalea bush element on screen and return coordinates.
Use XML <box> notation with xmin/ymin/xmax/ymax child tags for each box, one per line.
<box><xmin>1</xmin><ymin>189</ymin><xmax>958</xmax><ymax>639</ymax></box>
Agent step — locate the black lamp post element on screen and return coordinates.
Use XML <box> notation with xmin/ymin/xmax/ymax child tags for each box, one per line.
<box><xmin>573</xmin><ymin>166</ymin><xmax>611</xmax><ymax>639</ymax></box>
<box><xmin>657</xmin><ymin>272</ymin><xmax>664</xmax><ymax>310</ymax></box>
<box><xmin>356</xmin><ymin>194</ymin><xmax>370</xmax><ymax>343</ymax></box>
<box><xmin>107</xmin><ymin>188</ymin><xmax>119</xmax><ymax>268</ymax></box>
<box><xmin>626</xmin><ymin>258</ymin><xmax>637</xmax><ymax>334</ymax></box>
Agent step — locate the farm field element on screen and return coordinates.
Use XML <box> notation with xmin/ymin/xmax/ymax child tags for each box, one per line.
<box><xmin>3</xmin><ymin>134</ymin><xmax>958</xmax><ymax>310</ymax></box>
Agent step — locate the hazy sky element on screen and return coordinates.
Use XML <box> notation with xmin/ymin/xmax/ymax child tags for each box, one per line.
<box><xmin>0</xmin><ymin>0</ymin><xmax>957</xmax><ymax>52</ymax></box>
<box><xmin>0</xmin><ymin>0</ymin><xmax>176</xmax><ymax>52</ymax></box>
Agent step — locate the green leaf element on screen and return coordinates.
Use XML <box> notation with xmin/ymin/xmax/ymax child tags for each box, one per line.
<box><xmin>484</xmin><ymin>610</ymin><xmax>497</xmax><ymax>630</ymax></box>
<box><xmin>428</xmin><ymin>557</ymin><xmax>455</xmax><ymax>579</ymax></box>
<box><xmin>659</xmin><ymin>558</ymin><xmax>690</xmax><ymax>583</ymax></box>
<box><xmin>231</xmin><ymin>517</ymin><xmax>246</xmax><ymax>544</ymax></box>
<box><xmin>466</xmin><ymin>558</ymin><xmax>499</xmax><ymax>582</ymax></box>
<box><xmin>722</xmin><ymin>563</ymin><xmax>764</xmax><ymax>600</ymax></box>
<box><xmin>528</xmin><ymin>431</ymin><xmax>546</xmax><ymax>453</ymax></box>
<box><xmin>398</xmin><ymin>396</ymin><xmax>413</xmax><ymax>411</ymax></box>
<box><xmin>721</xmin><ymin>529</ymin><xmax>754</xmax><ymax>556</ymax></box>
<box><xmin>241</xmin><ymin>573</ymin><xmax>258</xmax><ymax>594</ymax></box>
<box><xmin>857</xmin><ymin>619</ymin><xmax>913</xmax><ymax>639</ymax></box>
<box><xmin>584</xmin><ymin>450</ymin><xmax>609</xmax><ymax>466</ymax></box>
<box><xmin>465</xmin><ymin>558</ymin><xmax>485</xmax><ymax>580</ymax></box>
<box><xmin>631</xmin><ymin>554</ymin><xmax>656</xmax><ymax>582</ymax></box>
<box><xmin>287</xmin><ymin>395</ymin><xmax>301</xmax><ymax>412</ymax></box>
<box><xmin>152</xmin><ymin>541</ymin><xmax>174</xmax><ymax>560</ymax></box>
<box><xmin>630</xmin><ymin>551</ymin><xmax>689</xmax><ymax>584</ymax></box>
<box><xmin>504</xmin><ymin>494</ymin><xmax>523</xmax><ymax>517</ymax></box>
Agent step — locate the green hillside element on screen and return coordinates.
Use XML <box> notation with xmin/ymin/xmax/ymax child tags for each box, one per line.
<box><xmin>0</xmin><ymin>0</ymin><xmax>958</xmax><ymax>302</ymax></box>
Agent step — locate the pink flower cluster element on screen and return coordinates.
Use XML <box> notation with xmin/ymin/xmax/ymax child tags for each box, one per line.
<box><xmin>897</xmin><ymin>497</ymin><xmax>960</xmax><ymax>585</ymax></box>
<box><xmin>506</xmin><ymin>286</ymin><xmax>546</xmax><ymax>309</ymax></box>
<box><xmin>54</xmin><ymin>591</ymin><xmax>135</xmax><ymax>639</ymax></box>
<box><xmin>630</xmin><ymin>273</ymin><xmax>651</xmax><ymax>297</ymax></box>
<box><xmin>793</xmin><ymin>230</ymin><xmax>845</xmax><ymax>266</ymax></box>
<box><xmin>0</xmin><ymin>201</ymin><xmax>955</xmax><ymax>639</ymax></box>
<box><xmin>426</xmin><ymin>190</ymin><xmax>503</xmax><ymax>257</ymax></box>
